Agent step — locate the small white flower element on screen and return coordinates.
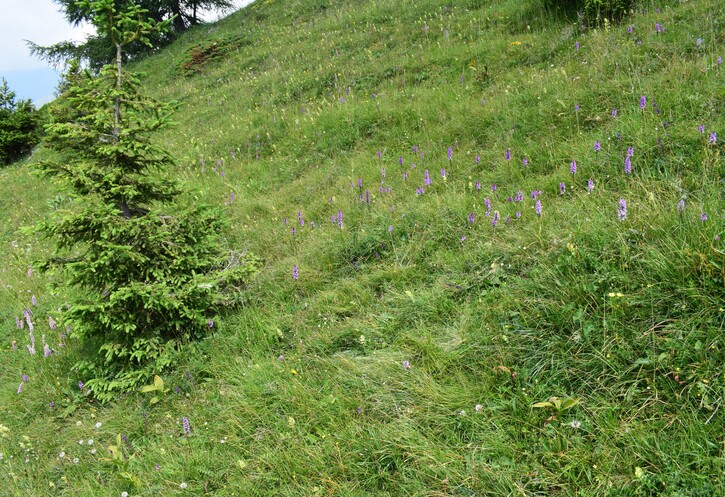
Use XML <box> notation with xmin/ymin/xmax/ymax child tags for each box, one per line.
<box><xmin>58</xmin><ymin>451</ymin><xmax>65</xmax><ymax>459</ymax></box>
<box><xmin>72</xmin><ymin>457</ymin><xmax>79</xmax><ymax>464</ymax></box>
<box><xmin>87</xmin><ymin>439</ymin><xmax>93</xmax><ymax>445</ymax></box>
<box><xmin>78</xmin><ymin>439</ymin><xmax>84</xmax><ymax>445</ymax></box>
<box><xmin>75</xmin><ymin>421</ymin><xmax>82</xmax><ymax>427</ymax></box>
<box><xmin>180</xmin><ymin>482</ymin><xmax>188</xmax><ymax>489</ymax></box>
<box><xmin>90</xmin><ymin>449</ymin><xmax>97</xmax><ymax>455</ymax></box>
<box><xmin>475</xmin><ymin>404</ymin><xmax>483</xmax><ymax>413</ymax></box>
<box><xmin>459</xmin><ymin>410</ymin><xmax>466</xmax><ymax>416</ymax></box>
<box><xmin>568</xmin><ymin>419</ymin><xmax>582</xmax><ymax>430</ymax></box>
<box><xmin>121</xmin><ymin>492</ymin><xmax>129</xmax><ymax>497</ymax></box>
<box><xmin>95</xmin><ymin>422</ymin><xmax>102</xmax><ymax>429</ymax></box>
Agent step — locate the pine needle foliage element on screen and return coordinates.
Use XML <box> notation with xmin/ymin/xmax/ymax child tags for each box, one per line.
<box><xmin>0</xmin><ymin>78</ymin><xmax>43</xmax><ymax>166</ymax></box>
<box><xmin>31</xmin><ymin>0</ymin><xmax>258</xmax><ymax>401</ymax></box>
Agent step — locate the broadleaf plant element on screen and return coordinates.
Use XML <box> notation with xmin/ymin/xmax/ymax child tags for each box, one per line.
<box><xmin>32</xmin><ymin>0</ymin><xmax>258</xmax><ymax>402</ymax></box>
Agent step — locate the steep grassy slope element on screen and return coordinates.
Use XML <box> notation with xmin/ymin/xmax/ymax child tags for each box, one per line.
<box><xmin>1</xmin><ymin>0</ymin><xmax>723</xmax><ymax>495</ymax></box>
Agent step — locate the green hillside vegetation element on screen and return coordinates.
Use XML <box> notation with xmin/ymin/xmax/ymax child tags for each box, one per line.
<box><xmin>1</xmin><ymin>0</ymin><xmax>723</xmax><ymax>495</ymax></box>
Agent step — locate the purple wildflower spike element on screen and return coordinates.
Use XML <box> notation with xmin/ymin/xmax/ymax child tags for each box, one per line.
<box><xmin>618</xmin><ymin>199</ymin><xmax>627</xmax><ymax>221</ymax></box>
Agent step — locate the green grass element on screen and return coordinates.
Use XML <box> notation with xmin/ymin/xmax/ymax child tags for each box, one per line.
<box><xmin>1</xmin><ymin>0</ymin><xmax>723</xmax><ymax>495</ymax></box>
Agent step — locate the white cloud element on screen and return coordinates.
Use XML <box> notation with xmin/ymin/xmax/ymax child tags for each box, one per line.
<box><xmin>0</xmin><ymin>0</ymin><xmax>93</xmax><ymax>72</ymax></box>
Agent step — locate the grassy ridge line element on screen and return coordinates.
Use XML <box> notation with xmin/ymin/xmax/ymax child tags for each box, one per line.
<box><xmin>1</xmin><ymin>0</ymin><xmax>723</xmax><ymax>495</ymax></box>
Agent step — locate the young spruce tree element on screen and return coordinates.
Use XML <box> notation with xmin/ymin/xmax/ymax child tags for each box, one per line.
<box><xmin>34</xmin><ymin>0</ymin><xmax>257</xmax><ymax>401</ymax></box>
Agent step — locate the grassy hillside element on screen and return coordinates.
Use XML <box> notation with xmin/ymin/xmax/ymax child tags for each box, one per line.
<box><xmin>1</xmin><ymin>0</ymin><xmax>723</xmax><ymax>495</ymax></box>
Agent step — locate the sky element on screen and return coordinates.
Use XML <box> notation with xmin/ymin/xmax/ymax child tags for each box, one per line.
<box><xmin>0</xmin><ymin>0</ymin><xmax>255</xmax><ymax>106</ymax></box>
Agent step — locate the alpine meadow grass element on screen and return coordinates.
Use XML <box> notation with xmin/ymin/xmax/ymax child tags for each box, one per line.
<box><xmin>1</xmin><ymin>0</ymin><xmax>723</xmax><ymax>495</ymax></box>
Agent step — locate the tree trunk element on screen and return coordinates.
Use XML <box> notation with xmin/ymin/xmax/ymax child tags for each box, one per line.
<box><xmin>170</xmin><ymin>1</ymin><xmax>186</xmax><ymax>31</ymax></box>
<box><xmin>114</xmin><ymin>42</ymin><xmax>132</xmax><ymax>219</ymax></box>
<box><xmin>114</xmin><ymin>43</ymin><xmax>122</xmax><ymax>142</ymax></box>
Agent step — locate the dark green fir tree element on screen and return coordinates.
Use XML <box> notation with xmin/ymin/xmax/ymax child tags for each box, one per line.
<box><xmin>33</xmin><ymin>0</ymin><xmax>257</xmax><ymax>401</ymax></box>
